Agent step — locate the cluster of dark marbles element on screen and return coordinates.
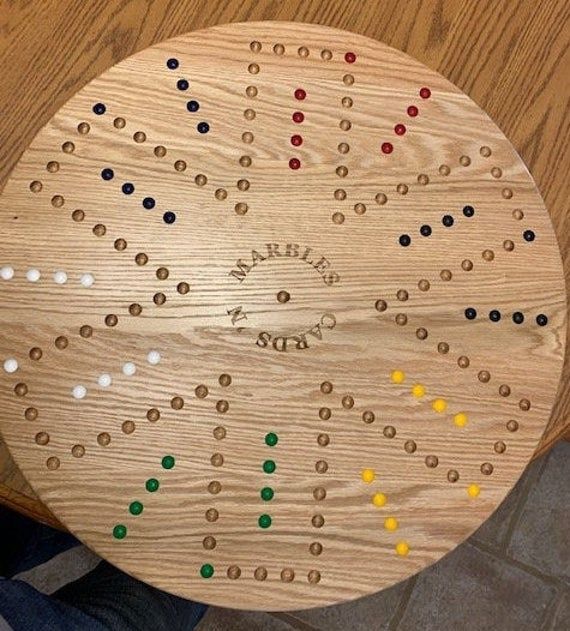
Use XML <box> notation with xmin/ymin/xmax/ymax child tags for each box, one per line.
<box><xmin>399</xmin><ymin>205</ymin><xmax>475</xmax><ymax>247</ymax></box>
<box><xmin>100</xmin><ymin>168</ymin><xmax>175</xmax><ymax>224</ymax></box>
<box><xmin>167</xmin><ymin>58</ymin><xmax>209</xmax><ymax>134</ymax></box>
<box><xmin>398</xmin><ymin>205</ymin><xmax>537</xmax><ymax>248</ymax></box>
<box><xmin>90</xmin><ymin>57</ymin><xmax>210</xmax><ymax>133</ymax></box>
<box><xmin>464</xmin><ymin>307</ymin><xmax>548</xmax><ymax>326</ymax></box>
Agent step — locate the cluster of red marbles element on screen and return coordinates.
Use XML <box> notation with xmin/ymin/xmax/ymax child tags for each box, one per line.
<box><xmin>289</xmin><ymin>88</ymin><xmax>307</xmax><ymax>169</ymax></box>
<box><xmin>288</xmin><ymin>53</ymin><xmax>357</xmax><ymax>169</ymax></box>
<box><xmin>381</xmin><ymin>87</ymin><xmax>431</xmax><ymax>154</ymax></box>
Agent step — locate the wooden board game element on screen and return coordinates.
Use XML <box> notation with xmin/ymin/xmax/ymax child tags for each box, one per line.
<box><xmin>0</xmin><ymin>21</ymin><xmax>566</xmax><ymax>610</ymax></box>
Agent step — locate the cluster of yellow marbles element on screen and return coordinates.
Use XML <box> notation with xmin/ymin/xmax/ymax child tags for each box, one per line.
<box><xmin>389</xmin><ymin>370</ymin><xmax>469</xmax><ymax>427</ymax></box>
<box><xmin>360</xmin><ymin>467</ymin><xmax>409</xmax><ymax>556</ymax></box>
<box><xmin>388</xmin><ymin>370</ymin><xmax>482</xmax><ymax>500</ymax></box>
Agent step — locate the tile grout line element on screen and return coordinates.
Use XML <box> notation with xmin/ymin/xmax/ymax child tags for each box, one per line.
<box><xmin>270</xmin><ymin>611</ymin><xmax>324</xmax><ymax>630</ymax></box>
<box><xmin>498</xmin><ymin>449</ymin><xmax>552</xmax><ymax>553</ymax></box>
<box><xmin>469</xmin><ymin>538</ymin><xmax>567</xmax><ymax>589</ymax></box>
<box><xmin>469</xmin><ymin>450</ymin><xmax>548</xmax><ymax>553</ymax></box>
<box><xmin>539</xmin><ymin>589</ymin><xmax>569</xmax><ymax>631</ymax></box>
<box><xmin>388</xmin><ymin>575</ymin><xmax>419</xmax><ymax>630</ymax></box>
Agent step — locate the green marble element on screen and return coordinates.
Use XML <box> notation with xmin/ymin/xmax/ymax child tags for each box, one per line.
<box><xmin>113</xmin><ymin>524</ymin><xmax>127</xmax><ymax>539</ymax></box>
<box><xmin>260</xmin><ymin>487</ymin><xmax>274</xmax><ymax>501</ymax></box>
<box><xmin>264</xmin><ymin>432</ymin><xmax>278</xmax><ymax>446</ymax></box>
<box><xmin>258</xmin><ymin>514</ymin><xmax>272</xmax><ymax>529</ymax></box>
<box><xmin>161</xmin><ymin>455</ymin><xmax>175</xmax><ymax>469</ymax></box>
<box><xmin>129</xmin><ymin>501</ymin><xmax>143</xmax><ymax>515</ymax></box>
<box><xmin>145</xmin><ymin>478</ymin><xmax>160</xmax><ymax>492</ymax></box>
<box><xmin>200</xmin><ymin>563</ymin><xmax>214</xmax><ymax>578</ymax></box>
<box><xmin>262</xmin><ymin>460</ymin><xmax>276</xmax><ymax>473</ymax></box>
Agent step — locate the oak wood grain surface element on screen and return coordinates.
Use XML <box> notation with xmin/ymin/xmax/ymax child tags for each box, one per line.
<box><xmin>0</xmin><ymin>16</ymin><xmax>566</xmax><ymax>609</ymax></box>
<box><xmin>0</xmin><ymin>0</ymin><xmax>568</xmax><ymax>587</ymax></box>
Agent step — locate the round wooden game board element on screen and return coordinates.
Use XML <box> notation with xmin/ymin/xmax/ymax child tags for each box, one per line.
<box><xmin>0</xmin><ymin>21</ymin><xmax>566</xmax><ymax>610</ymax></box>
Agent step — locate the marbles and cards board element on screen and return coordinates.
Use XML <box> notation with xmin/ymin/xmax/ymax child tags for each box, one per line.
<box><xmin>0</xmin><ymin>22</ymin><xmax>566</xmax><ymax>610</ymax></box>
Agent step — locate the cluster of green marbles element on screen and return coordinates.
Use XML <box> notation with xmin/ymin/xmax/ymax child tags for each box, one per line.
<box><xmin>198</xmin><ymin>434</ymin><xmax>279</xmax><ymax>578</ymax></box>
<box><xmin>112</xmin><ymin>455</ymin><xmax>175</xmax><ymax>540</ymax></box>
<box><xmin>258</xmin><ymin>432</ymin><xmax>279</xmax><ymax>531</ymax></box>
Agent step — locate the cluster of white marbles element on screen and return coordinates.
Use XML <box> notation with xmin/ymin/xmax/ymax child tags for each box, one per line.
<box><xmin>0</xmin><ymin>266</ymin><xmax>94</xmax><ymax>287</ymax></box>
<box><xmin>72</xmin><ymin>351</ymin><xmax>162</xmax><ymax>400</ymax></box>
<box><xmin>3</xmin><ymin>347</ymin><xmax>162</xmax><ymax>400</ymax></box>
